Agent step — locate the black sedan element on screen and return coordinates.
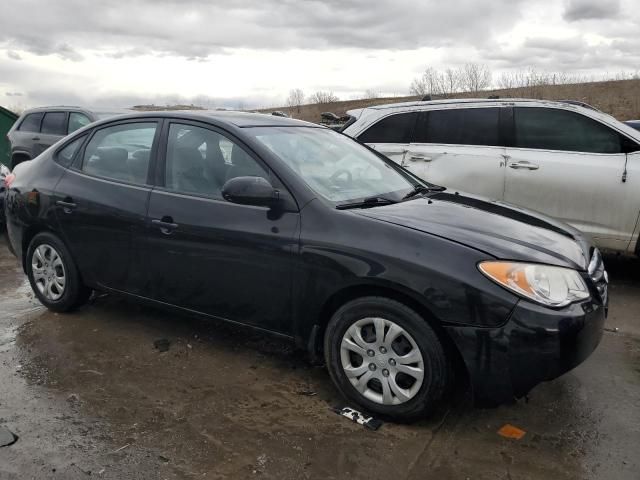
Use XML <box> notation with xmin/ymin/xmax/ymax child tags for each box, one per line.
<box><xmin>3</xmin><ymin>111</ymin><xmax>607</xmax><ymax>421</ymax></box>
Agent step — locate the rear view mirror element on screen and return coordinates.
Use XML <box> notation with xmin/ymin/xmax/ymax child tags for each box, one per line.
<box><xmin>222</xmin><ymin>176</ymin><xmax>278</xmax><ymax>207</ymax></box>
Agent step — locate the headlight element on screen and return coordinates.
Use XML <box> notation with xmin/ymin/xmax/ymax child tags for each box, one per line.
<box><xmin>479</xmin><ymin>261</ymin><xmax>590</xmax><ymax>307</ymax></box>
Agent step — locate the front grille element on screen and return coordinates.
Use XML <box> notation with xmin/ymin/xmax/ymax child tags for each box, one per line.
<box><xmin>588</xmin><ymin>248</ymin><xmax>608</xmax><ymax>304</ymax></box>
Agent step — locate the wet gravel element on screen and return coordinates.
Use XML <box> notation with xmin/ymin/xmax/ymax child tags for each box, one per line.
<box><xmin>1</xmin><ymin>233</ymin><xmax>639</xmax><ymax>479</ymax></box>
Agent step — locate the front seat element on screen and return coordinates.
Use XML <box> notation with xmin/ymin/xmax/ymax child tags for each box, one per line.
<box><xmin>173</xmin><ymin>147</ymin><xmax>210</xmax><ymax>195</ymax></box>
<box><xmin>225</xmin><ymin>144</ymin><xmax>266</xmax><ymax>182</ymax></box>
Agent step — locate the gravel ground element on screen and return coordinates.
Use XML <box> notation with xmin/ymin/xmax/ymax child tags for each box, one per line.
<box><xmin>1</xmin><ymin>233</ymin><xmax>638</xmax><ymax>479</ymax></box>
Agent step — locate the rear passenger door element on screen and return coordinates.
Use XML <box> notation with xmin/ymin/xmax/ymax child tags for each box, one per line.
<box><xmin>54</xmin><ymin>120</ymin><xmax>159</xmax><ymax>293</ymax></box>
<box><xmin>504</xmin><ymin>107</ymin><xmax>640</xmax><ymax>251</ymax></box>
<box><xmin>408</xmin><ymin>107</ymin><xmax>507</xmax><ymax>199</ymax></box>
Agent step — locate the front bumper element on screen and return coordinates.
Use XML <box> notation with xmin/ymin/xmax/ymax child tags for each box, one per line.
<box><xmin>445</xmin><ymin>296</ymin><xmax>606</xmax><ymax>406</ymax></box>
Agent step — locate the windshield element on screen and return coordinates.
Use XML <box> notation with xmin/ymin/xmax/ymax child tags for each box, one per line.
<box><xmin>250</xmin><ymin>127</ymin><xmax>417</xmax><ymax>203</ymax></box>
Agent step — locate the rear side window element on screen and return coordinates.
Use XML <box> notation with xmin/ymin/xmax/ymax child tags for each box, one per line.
<box><xmin>415</xmin><ymin>108</ymin><xmax>500</xmax><ymax>146</ymax></box>
<box><xmin>81</xmin><ymin>122</ymin><xmax>157</xmax><ymax>184</ymax></box>
<box><xmin>357</xmin><ymin>112</ymin><xmax>418</xmax><ymax>144</ymax></box>
<box><xmin>68</xmin><ymin>112</ymin><xmax>91</xmax><ymax>133</ymax></box>
<box><xmin>514</xmin><ymin>107</ymin><xmax>622</xmax><ymax>154</ymax></box>
<box><xmin>56</xmin><ymin>135</ymin><xmax>86</xmax><ymax>168</ymax></box>
<box><xmin>41</xmin><ymin>112</ymin><xmax>67</xmax><ymax>135</ymax></box>
<box><xmin>18</xmin><ymin>113</ymin><xmax>44</xmax><ymax>132</ymax></box>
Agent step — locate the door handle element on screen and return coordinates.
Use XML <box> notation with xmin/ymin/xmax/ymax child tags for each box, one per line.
<box><xmin>55</xmin><ymin>200</ymin><xmax>77</xmax><ymax>213</ymax></box>
<box><xmin>508</xmin><ymin>161</ymin><xmax>539</xmax><ymax>170</ymax></box>
<box><xmin>32</xmin><ymin>137</ymin><xmax>40</xmax><ymax>141</ymax></box>
<box><xmin>152</xmin><ymin>218</ymin><xmax>179</xmax><ymax>234</ymax></box>
<box><xmin>409</xmin><ymin>155</ymin><xmax>432</xmax><ymax>162</ymax></box>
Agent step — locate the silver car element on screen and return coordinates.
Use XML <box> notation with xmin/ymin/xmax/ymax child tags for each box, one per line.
<box><xmin>7</xmin><ymin>107</ymin><xmax>124</xmax><ymax>168</ymax></box>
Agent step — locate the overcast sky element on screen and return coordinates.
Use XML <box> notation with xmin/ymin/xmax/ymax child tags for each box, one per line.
<box><xmin>0</xmin><ymin>0</ymin><xmax>638</xmax><ymax>110</ymax></box>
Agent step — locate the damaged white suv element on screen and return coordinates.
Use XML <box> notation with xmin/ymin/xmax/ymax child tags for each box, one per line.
<box><xmin>343</xmin><ymin>99</ymin><xmax>640</xmax><ymax>254</ymax></box>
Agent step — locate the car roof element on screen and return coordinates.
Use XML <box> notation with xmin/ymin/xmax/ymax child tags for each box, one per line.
<box><xmin>99</xmin><ymin>110</ymin><xmax>320</xmax><ymax>128</ymax></box>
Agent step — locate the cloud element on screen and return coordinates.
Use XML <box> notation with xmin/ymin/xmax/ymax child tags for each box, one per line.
<box><xmin>0</xmin><ymin>0</ymin><xmax>638</xmax><ymax>109</ymax></box>
<box><xmin>0</xmin><ymin>0</ymin><xmax>527</xmax><ymax>58</ymax></box>
<box><xmin>563</xmin><ymin>0</ymin><xmax>621</xmax><ymax>21</ymax></box>
<box><xmin>5</xmin><ymin>92</ymin><xmax>23</xmax><ymax>97</ymax></box>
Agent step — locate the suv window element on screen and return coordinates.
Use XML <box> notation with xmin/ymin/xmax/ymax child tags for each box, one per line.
<box><xmin>18</xmin><ymin>112</ymin><xmax>44</xmax><ymax>132</ymax></box>
<box><xmin>415</xmin><ymin>108</ymin><xmax>500</xmax><ymax>146</ymax></box>
<box><xmin>515</xmin><ymin>107</ymin><xmax>622</xmax><ymax>154</ymax></box>
<box><xmin>41</xmin><ymin>112</ymin><xmax>67</xmax><ymax>135</ymax></box>
<box><xmin>165</xmin><ymin>123</ymin><xmax>268</xmax><ymax>199</ymax></box>
<box><xmin>82</xmin><ymin>122</ymin><xmax>156</xmax><ymax>184</ymax></box>
<box><xmin>68</xmin><ymin>112</ymin><xmax>91</xmax><ymax>133</ymax></box>
<box><xmin>357</xmin><ymin>112</ymin><xmax>418</xmax><ymax>144</ymax></box>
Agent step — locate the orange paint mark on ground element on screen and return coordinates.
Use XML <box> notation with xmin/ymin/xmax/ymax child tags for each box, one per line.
<box><xmin>497</xmin><ymin>424</ymin><xmax>526</xmax><ymax>440</ymax></box>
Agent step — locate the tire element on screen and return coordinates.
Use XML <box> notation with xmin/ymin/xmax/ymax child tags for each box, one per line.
<box><xmin>324</xmin><ymin>296</ymin><xmax>450</xmax><ymax>422</ymax></box>
<box><xmin>26</xmin><ymin>232</ymin><xmax>91</xmax><ymax>312</ymax></box>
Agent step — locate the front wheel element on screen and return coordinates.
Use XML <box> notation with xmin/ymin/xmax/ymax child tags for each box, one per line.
<box><xmin>324</xmin><ymin>297</ymin><xmax>450</xmax><ymax>421</ymax></box>
<box><xmin>26</xmin><ymin>232</ymin><xmax>91</xmax><ymax>312</ymax></box>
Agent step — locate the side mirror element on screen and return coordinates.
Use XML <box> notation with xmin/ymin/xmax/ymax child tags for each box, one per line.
<box><xmin>222</xmin><ymin>176</ymin><xmax>278</xmax><ymax>207</ymax></box>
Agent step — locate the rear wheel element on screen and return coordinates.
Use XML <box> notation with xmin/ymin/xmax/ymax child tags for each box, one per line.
<box><xmin>324</xmin><ymin>297</ymin><xmax>450</xmax><ymax>421</ymax></box>
<box><xmin>26</xmin><ymin>232</ymin><xmax>91</xmax><ymax>312</ymax></box>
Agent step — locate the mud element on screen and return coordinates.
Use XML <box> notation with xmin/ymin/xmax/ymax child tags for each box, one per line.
<box><xmin>1</xmin><ymin>234</ymin><xmax>639</xmax><ymax>479</ymax></box>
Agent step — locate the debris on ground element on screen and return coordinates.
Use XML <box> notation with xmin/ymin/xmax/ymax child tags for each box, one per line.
<box><xmin>154</xmin><ymin>338</ymin><xmax>170</xmax><ymax>352</ymax></box>
<box><xmin>66</xmin><ymin>393</ymin><xmax>81</xmax><ymax>404</ymax></box>
<box><xmin>296</xmin><ymin>390</ymin><xmax>317</xmax><ymax>396</ymax></box>
<box><xmin>112</xmin><ymin>443</ymin><xmax>130</xmax><ymax>453</ymax></box>
<box><xmin>497</xmin><ymin>424</ymin><xmax>527</xmax><ymax>440</ymax></box>
<box><xmin>332</xmin><ymin>407</ymin><xmax>383</xmax><ymax>431</ymax></box>
<box><xmin>0</xmin><ymin>426</ymin><xmax>18</xmax><ymax>447</ymax></box>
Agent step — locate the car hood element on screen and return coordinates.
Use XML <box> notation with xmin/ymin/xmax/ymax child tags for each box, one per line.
<box><xmin>356</xmin><ymin>191</ymin><xmax>592</xmax><ymax>270</ymax></box>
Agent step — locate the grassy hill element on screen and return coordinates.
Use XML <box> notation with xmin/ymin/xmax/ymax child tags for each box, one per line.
<box><xmin>264</xmin><ymin>79</ymin><xmax>640</xmax><ymax>124</ymax></box>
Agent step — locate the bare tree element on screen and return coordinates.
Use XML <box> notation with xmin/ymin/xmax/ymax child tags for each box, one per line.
<box><xmin>364</xmin><ymin>89</ymin><xmax>379</xmax><ymax>99</ymax></box>
<box><xmin>286</xmin><ymin>88</ymin><xmax>305</xmax><ymax>115</ymax></box>
<box><xmin>309</xmin><ymin>91</ymin><xmax>339</xmax><ymax>104</ymax></box>
<box><xmin>461</xmin><ymin>63</ymin><xmax>492</xmax><ymax>93</ymax></box>
<box><xmin>410</xmin><ymin>67</ymin><xmax>443</xmax><ymax>97</ymax></box>
<box><xmin>441</xmin><ymin>68</ymin><xmax>462</xmax><ymax>97</ymax></box>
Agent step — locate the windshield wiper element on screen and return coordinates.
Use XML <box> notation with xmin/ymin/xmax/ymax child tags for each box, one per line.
<box><xmin>336</xmin><ymin>196</ymin><xmax>397</xmax><ymax>210</ymax></box>
<box><xmin>402</xmin><ymin>184</ymin><xmax>445</xmax><ymax>200</ymax></box>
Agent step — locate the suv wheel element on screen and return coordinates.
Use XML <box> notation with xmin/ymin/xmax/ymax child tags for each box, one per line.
<box><xmin>324</xmin><ymin>297</ymin><xmax>450</xmax><ymax>421</ymax></box>
<box><xmin>26</xmin><ymin>232</ymin><xmax>91</xmax><ymax>312</ymax></box>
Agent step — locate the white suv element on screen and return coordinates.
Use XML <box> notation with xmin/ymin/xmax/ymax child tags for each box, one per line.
<box><xmin>343</xmin><ymin>99</ymin><xmax>640</xmax><ymax>254</ymax></box>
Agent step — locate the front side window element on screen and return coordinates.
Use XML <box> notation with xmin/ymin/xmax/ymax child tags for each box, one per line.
<box><xmin>415</xmin><ymin>108</ymin><xmax>500</xmax><ymax>146</ymax></box>
<box><xmin>164</xmin><ymin>123</ymin><xmax>268</xmax><ymax>198</ymax></box>
<box><xmin>18</xmin><ymin>112</ymin><xmax>44</xmax><ymax>132</ymax></box>
<box><xmin>41</xmin><ymin>112</ymin><xmax>67</xmax><ymax>135</ymax></box>
<box><xmin>81</xmin><ymin>122</ymin><xmax>156</xmax><ymax>184</ymax></box>
<box><xmin>515</xmin><ymin>107</ymin><xmax>622</xmax><ymax>154</ymax></box>
<box><xmin>68</xmin><ymin>112</ymin><xmax>91</xmax><ymax>133</ymax></box>
<box><xmin>357</xmin><ymin>112</ymin><xmax>418</xmax><ymax>144</ymax></box>
<box><xmin>251</xmin><ymin>126</ymin><xmax>417</xmax><ymax>203</ymax></box>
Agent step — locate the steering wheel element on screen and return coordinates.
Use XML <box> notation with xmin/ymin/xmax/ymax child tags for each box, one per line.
<box><xmin>330</xmin><ymin>169</ymin><xmax>353</xmax><ymax>184</ymax></box>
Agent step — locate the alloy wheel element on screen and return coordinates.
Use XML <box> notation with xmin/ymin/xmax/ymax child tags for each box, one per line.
<box><xmin>340</xmin><ymin>317</ymin><xmax>425</xmax><ymax>405</ymax></box>
<box><xmin>32</xmin><ymin>244</ymin><xmax>66</xmax><ymax>301</ymax></box>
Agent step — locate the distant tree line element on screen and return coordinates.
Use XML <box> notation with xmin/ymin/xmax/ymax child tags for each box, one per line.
<box><xmin>410</xmin><ymin>64</ymin><xmax>640</xmax><ymax>98</ymax></box>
